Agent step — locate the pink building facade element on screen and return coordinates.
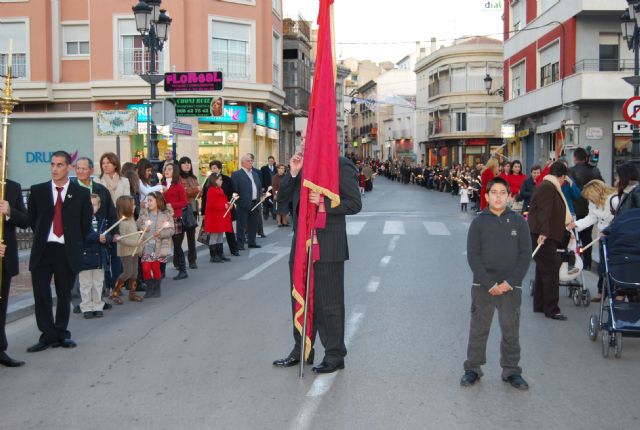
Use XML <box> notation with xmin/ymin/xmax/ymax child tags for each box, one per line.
<box><xmin>0</xmin><ymin>0</ymin><xmax>284</xmax><ymax>186</ymax></box>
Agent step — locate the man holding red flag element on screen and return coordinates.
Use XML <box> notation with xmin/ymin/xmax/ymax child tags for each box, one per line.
<box><xmin>272</xmin><ymin>0</ymin><xmax>361</xmax><ymax>374</ymax></box>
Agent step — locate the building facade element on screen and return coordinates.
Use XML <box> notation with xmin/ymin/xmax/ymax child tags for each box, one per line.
<box><xmin>0</xmin><ymin>0</ymin><xmax>284</xmax><ymax>186</ymax></box>
<box><xmin>503</xmin><ymin>0</ymin><xmax>631</xmax><ymax>182</ymax></box>
<box><xmin>415</xmin><ymin>37</ymin><xmax>504</xmax><ymax>168</ymax></box>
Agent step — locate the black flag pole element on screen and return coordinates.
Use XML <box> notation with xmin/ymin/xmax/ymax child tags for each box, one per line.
<box><xmin>299</xmin><ymin>228</ymin><xmax>315</xmax><ymax>378</ymax></box>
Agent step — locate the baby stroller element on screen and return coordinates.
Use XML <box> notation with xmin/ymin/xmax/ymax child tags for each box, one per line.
<box><xmin>529</xmin><ymin>228</ymin><xmax>591</xmax><ymax>307</ymax></box>
<box><xmin>588</xmin><ymin>209</ymin><xmax>640</xmax><ymax>358</ymax></box>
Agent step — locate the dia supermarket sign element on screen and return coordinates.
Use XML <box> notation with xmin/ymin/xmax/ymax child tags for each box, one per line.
<box><xmin>482</xmin><ymin>0</ymin><xmax>502</xmax><ymax>11</ymax></box>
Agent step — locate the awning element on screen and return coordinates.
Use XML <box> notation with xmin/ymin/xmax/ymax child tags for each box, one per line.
<box><xmin>535</xmin><ymin>121</ymin><xmax>562</xmax><ymax>134</ymax></box>
<box><xmin>466</xmin><ymin>138</ymin><xmax>487</xmax><ymax>146</ymax></box>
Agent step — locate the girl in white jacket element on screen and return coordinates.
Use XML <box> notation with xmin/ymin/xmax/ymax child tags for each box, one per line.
<box><xmin>575</xmin><ymin>180</ymin><xmax>619</xmax><ymax>302</ymax></box>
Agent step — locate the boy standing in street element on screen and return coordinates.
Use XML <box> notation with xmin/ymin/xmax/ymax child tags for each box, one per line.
<box><xmin>461</xmin><ymin>177</ymin><xmax>532</xmax><ymax>390</ymax></box>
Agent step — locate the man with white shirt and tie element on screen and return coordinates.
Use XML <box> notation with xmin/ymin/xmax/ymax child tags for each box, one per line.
<box><xmin>231</xmin><ymin>154</ymin><xmax>263</xmax><ymax>250</ymax></box>
<box><xmin>26</xmin><ymin>151</ymin><xmax>93</xmax><ymax>352</ymax></box>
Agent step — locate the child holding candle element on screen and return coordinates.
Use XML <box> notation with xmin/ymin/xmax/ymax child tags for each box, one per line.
<box><xmin>204</xmin><ymin>173</ymin><xmax>233</xmax><ymax>263</ymax></box>
<box><xmin>136</xmin><ymin>192</ymin><xmax>175</xmax><ymax>298</ymax></box>
<box><xmin>112</xmin><ymin>196</ymin><xmax>144</xmax><ymax>304</ymax></box>
<box><xmin>79</xmin><ymin>194</ymin><xmax>112</xmax><ymax>318</ymax></box>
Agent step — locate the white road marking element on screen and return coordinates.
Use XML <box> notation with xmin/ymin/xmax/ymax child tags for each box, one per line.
<box><xmin>379</xmin><ymin>256</ymin><xmax>391</xmax><ymax>267</ymax></box>
<box><xmin>263</xmin><ymin>225</ymin><xmax>278</xmax><ymax>236</ymax></box>
<box><xmin>366</xmin><ymin>276</ymin><xmax>381</xmax><ymax>293</ymax></box>
<box><xmin>237</xmin><ymin>252</ymin><xmax>288</xmax><ymax>280</ymax></box>
<box><xmin>387</xmin><ymin>235</ymin><xmax>400</xmax><ymax>252</ymax></box>
<box><xmin>346</xmin><ymin>221</ymin><xmax>366</xmax><ymax>236</ymax></box>
<box><xmin>292</xmin><ymin>311</ymin><xmax>365</xmax><ymax>430</ymax></box>
<box><xmin>423</xmin><ymin>221</ymin><xmax>451</xmax><ymax>236</ymax></box>
<box><xmin>383</xmin><ymin>220</ymin><xmax>405</xmax><ymax>235</ymax></box>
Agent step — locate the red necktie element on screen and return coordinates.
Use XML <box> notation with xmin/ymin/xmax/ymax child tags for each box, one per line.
<box><xmin>53</xmin><ymin>187</ymin><xmax>64</xmax><ymax>237</ymax></box>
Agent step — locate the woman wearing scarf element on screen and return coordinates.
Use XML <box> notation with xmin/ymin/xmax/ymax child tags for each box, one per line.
<box><xmin>527</xmin><ymin>161</ymin><xmax>576</xmax><ymax>321</ymax></box>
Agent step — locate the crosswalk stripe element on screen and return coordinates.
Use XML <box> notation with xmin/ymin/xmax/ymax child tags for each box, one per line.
<box><xmin>422</xmin><ymin>221</ymin><xmax>451</xmax><ymax>236</ymax></box>
<box><xmin>346</xmin><ymin>221</ymin><xmax>366</xmax><ymax>236</ymax></box>
<box><xmin>383</xmin><ymin>220</ymin><xmax>405</xmax><ymax>235</ymax></box>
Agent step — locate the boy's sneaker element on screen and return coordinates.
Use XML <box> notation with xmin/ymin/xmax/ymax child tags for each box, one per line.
<box><xmin>93</xmin><ymin>311</ymin><xmax>104</xmax><ymax>318</ymax></box>
<box><xmin>83</xmin><ymin>312</ymin><xmax>94</xmax><ymax>319</ymax></box>
<box><xmin>103</xmin><ymin>303</ymin><xmax>113</xmax><ymax>310</ymax></box>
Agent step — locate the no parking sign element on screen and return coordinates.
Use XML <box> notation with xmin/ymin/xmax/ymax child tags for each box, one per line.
<box><xmin>622</xmin><ymin>96</ymin><xmax>640</xmax><ymax>125</ymax></box>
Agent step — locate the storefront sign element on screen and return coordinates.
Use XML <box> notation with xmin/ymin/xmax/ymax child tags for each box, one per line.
<box><xmin>516</xmin><ymin>129</ymin><xmax>530</xmax><ymax>138</ymax></box>
<box><xmin>585</xmin><ymin>127</ymin><xmax>603</xmax><ymax>140</ymax></box>
<box><xmin>197</xmin><ymin>104</ymin><xmax>248</xmax><ymax>123</ymax></box>
<box><xmin>96</xmin><ymin>110</ymin><xmax>137</xmax><ymax>136</ymax></box>
<box><xmin>267</xmin><ymin>128</ymin><xmax>279</xmax><ymax>140</ymax></box>
<box><xmin>164</xmin><ymin>71</ymin><xmax>223</xmax><ymax>92</ymax></box>
<box><xmin>613</xmin><ymin>121</ymin><xmax>637</xmax><ymax>135</ymax></box>
<box><xmin>255</xmin><ymin>125</ymin><xmax>266</xmax><ymax>137</ymax></box>
<box><xmin>254</xmin><ymin>108</ymin><xmax>266</xmax><ymax>127</ymax></box>
<box><xmin>481</xmin><ymin>1</ymin><xmax>502</xmax><ymax>11</ymax></box>
<box><xmin>267</xmin><ymin>112</ymin><xmax>279</xmax><ymax>130</ymax></box>
<box><xmin>26</xmin><ymin>149</ymin><xmax>80</xmax><ymax>164</ymax></box>
<box><xmin>172</xmin><ymin>122</ymin><xmax>193</xmax><ymax>136</ymax></box>
<box><xmin>501</xmin><ymin>124</ymin><xmax>515</xmax><ymax>138</ymax></box>
<box><xmin>127</xmin><ymin>103</ymin><xmax>151</xmax><ymax>122</ymax></box>
<box><xmin>173</xmin><ymin>98</ymin><xmax>217</xmax><ymax>117</ymax></box>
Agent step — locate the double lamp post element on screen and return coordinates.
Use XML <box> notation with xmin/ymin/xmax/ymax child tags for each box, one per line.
<box><xmin>132</xmin><ymin>0</ymin><xmax>172</xmax><ymax>161</ymax></box>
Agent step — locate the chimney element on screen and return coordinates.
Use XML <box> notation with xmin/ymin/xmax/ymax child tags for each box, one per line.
<box><xmin>430</xmin><ymin>37</ymin><xmax>436</xmax><ymax>53</ymax></box>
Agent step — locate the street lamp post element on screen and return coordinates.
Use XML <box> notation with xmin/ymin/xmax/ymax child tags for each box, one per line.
<box><xmin>483</xmin><ymin>74</ymin><xmax>504</xmax><ymax>97</ymax></box>
<box><xmin>132</xmin><ymin>0</ymin><xmax>172</xmax><ymax>161</ymax></box>
<box><xmin>621</xmin><ymin>0</ymin><xmax>640</xmax><ymax>166</ymax></box>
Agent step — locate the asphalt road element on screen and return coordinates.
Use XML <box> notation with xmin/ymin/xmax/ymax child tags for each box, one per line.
<box><xmin>2</xmin><ymin>177</ymin><xmax>638</xmax><ymax>430</ymax></box>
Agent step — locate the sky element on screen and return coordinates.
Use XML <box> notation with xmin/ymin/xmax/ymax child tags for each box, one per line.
<box><xmin>283</xmin><ymin>0</ymin><xmax>504</xmax><ymax>64</ymax></box>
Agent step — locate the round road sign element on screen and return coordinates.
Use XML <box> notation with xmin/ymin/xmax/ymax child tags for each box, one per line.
<box><xmin>623</xmin><ymin>96</ymin><xmax>640</xmax><ymax>125</ymax></box>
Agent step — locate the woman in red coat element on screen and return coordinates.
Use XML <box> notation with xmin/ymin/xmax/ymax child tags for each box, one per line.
<box><xmin>162</xmin><ymin>163</ymin><xmax>189</xmax><ymax>280</ymax></box>
<box><xmin>480</xmin><ymin>157</ymin><xmax>499</xmax><ymax>210</ymax></box>
<box><xmin>506</xmin><ymin>160</ymin><xmax>526</xmax><ymax>198</ymax></box>
<box><xmin>204</xmin><ymin>173</ymin><xmax>233</xmax><ymax>263</ymax></box>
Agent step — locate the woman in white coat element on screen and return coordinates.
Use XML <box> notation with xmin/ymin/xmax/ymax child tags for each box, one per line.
<box><xmin>575</xmin><ymin>180</ymin><xmax>619</xmax><ymax>302</ymax></box>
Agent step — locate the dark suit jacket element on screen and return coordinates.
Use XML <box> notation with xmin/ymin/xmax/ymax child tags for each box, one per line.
<box><xmin>277</xmin><ymin>157</ymin><xmax>362</xmax><ymax>263</ymax></box>
<box><xmin>2</xmin><ymin>180</ymin><xmax>30</xmax><ymax>277</ymax></box>
<box><xmin>260</xmin><ymin>164</ymin><xmax>276</xmax><ymax>190</ymax></box>
<box><xmin>231</xmin><ymin>168</ymin><xmax>263</xmax><ymax>209</ymax></box>
<box><xmin>28</xmin><ymin>180</ymin><xmax>93</xmax><ymax>273</ymax></box>
<box><xmin>527</xmin><ymin>179</ymin><xmax>567</xmax><ymax>243</ymax></box>
<box><xmin>569</xmin><ymin>162</ymin><xmax>603</xmax><ymax>219</ymax></box>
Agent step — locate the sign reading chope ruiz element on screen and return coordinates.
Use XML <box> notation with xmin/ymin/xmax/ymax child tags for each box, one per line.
<box><xmin>164</xmin><ymin>71</ymin><xmax>223</xmax><ymax>92</ymax></box>
<box><xmin>172</xmin><ymin>98</ymin><xmax>218</xmax><ymax>117</ymax></box>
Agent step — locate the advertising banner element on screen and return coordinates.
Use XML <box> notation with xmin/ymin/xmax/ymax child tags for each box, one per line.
<box><xmin>96</xmin><ymin>110</ymin><xmax>138</xmax><ymax>136</ymax></box>
<box><xmin>164</xmin><ymin>71</ymin><xmax>223</xmax><ymax>92</ymax></box>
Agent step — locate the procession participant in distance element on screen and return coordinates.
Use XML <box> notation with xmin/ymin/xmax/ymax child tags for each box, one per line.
<box><xmin>260</xmin><ymin>155</ymin><xmax>277</xmax><ymax>221</ymax></box>
<box><xmin>461</xmin><ymin>177</ymin><xmax>532</xmax><ymax>389</ymax></box>
<box><xmin>527</xmin><ymin>161</ymin><xmax>576</xmax><ymax>321</ymax></box>
<box><xmin>231</xmin><ymin>154</ymin><xmax>262</xmax><ymax>250</ymax></box>
<box><xmin>161</xmin><ymin>163</ymin><xmax>189</xmax><ymax>281</ymax></box>
<box><xmin>515</xmin><ymin>164</ymin><xmax>541</xmax><ymax>213</ymax></box>
<box><xmin>178</xmin><ymin>157</ymin><xmax>201</xmax><ymax>269</ymax></box>
<box><xmin>26</xmin><ymin>151</ymin><xmax>93</xmax><ymax>352</ymax></box>
<box><xmin>272</xmin><ymin>153</ymin><xmax>362</xmax><ymax>373</ymax></box>
<box><xmin>480</xmin><ymin>158</ymin><xmax>499</xmax><ymax>211</ymax></box>
<box><xmin>0</xmin><ymin>169</ymin><xmax>30</xmax><ymax>367</ymax></box>
<box><xmin>202</xmin><ymin>160</ymin><xmax>238</xmax><ymax>257</ymax></box>
<box><xmin>569</xmin><ymin>147</ymin><xmax>603</xmax><ymax>270</ymax></box>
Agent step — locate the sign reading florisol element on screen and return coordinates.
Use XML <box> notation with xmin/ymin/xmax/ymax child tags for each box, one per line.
<box><xmin>198</xmin><ymin>105</ymin><xmax>248</xmax><ymax>123</ymax></box>
<box><xmin>164</xmin><ymin>71</ymin><xmax>224</xmax><ymax>92</ymax></box>
<box><xmin>255</xmin><ymin>108</ymin><xmax>267</xmax><ymax>126</ymax></box>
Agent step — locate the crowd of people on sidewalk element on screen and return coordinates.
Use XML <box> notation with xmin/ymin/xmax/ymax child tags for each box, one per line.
<box><xmin>0</xmin><ymin>149</ymin><xmax>294</xmax><ymax>367</ymax></box>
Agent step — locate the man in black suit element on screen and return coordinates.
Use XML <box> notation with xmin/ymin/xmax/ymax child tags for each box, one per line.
<box><xmin>273</xmin><ymin>154</ymin><xmax>362</xmax><ymax>374</ymax></box>
<box><xmin>0</xmin><ymin>175</ymin><xmax>30</xmax><ymax>367</ymax></box>
<box><xmin>260</xmin><ymin>156</ymin><xmax>277</xmax><ymax>221</ymax></box>
<box><xmin>201</xmin><ymin>160</ymin><xmax>239</xmax><ymax>257</ymax></box>
<box><xmin>26</xmin><ymin>151</ymin><xmax>93</xmax><ymax>352</ymax></box>
<box><xmin>231</xmin><ymin>154</ymin><xmax>263</xmax><ymax>250</ymax></box>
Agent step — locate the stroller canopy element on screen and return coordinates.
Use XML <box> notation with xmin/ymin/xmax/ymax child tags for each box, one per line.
<box><xmin>607</xmin><ymin>208</ymin><xmax>640</xmax><ymax>266</ymax></box>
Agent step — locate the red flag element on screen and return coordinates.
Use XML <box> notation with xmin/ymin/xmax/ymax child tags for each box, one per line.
<box><xmin>291</xmin><ymin>0</ymin><xmax>340</xmax><ymax>360</ymax></box>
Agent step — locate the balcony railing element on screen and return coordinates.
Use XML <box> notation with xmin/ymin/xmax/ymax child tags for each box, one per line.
<box><xmin>573</xmin><ymin>59</ymin><xmax>635</xmax><ymax>73</ymax></box>
<box><xmin>212</xmin><ymin>51</ymin><xmax>252</xmax><ymax>81</ymax></box>
<box><xmin>283</xmin><ymin>18</ymin><xmax>311</xmax><ymax>41</ymax></box>
<box><xmin>428</xmin><ymin>117</ymin><xmax>501</xmax><ymax>136</ymax></box>
<box><xmin>118</xmin><ymin>48</ymin><xmax>163</xmax><ymax>77</ymax></box>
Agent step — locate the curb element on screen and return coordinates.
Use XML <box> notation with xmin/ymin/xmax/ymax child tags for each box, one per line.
<box><xmin>6</xmin><ymin>243</ymin><xmax>211</xmax><ymax>323</ymax></box>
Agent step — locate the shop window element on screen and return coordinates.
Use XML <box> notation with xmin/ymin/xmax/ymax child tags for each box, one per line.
<box><xmin>198</xmin><ymin>123</ymin><xmax>240</xmax><ymax>178</ymax></box>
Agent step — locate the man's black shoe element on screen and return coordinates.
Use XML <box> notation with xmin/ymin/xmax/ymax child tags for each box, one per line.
<box><xmin>237</xmin><ymin>245</ymin><xmax>245</xmax><ymax>251</ymax></box>
<box><xmin>173</xmin><ymin>271</ymin><xmax>189</xmax><ymax>281</ymax></box>
<box><xmin>259</xmin><ymin>234</ymin><xmax>267</xmax><ymax>238</ymax></box>
<box><xmin>73</xmin><ymin>304</ymin><xmax>81</xmax><ymax>314</ymax></box>
<box><xmin>83</xmin><ymin>312</ymin><xmax>94</xmax><ymax>319</ymax></box>
<box><xmin>503</xmin><ymin>374</ymin><xmax>529</xmax><ymax>390</ymax></box>
<box><xmin>103</xmin><ymin>303</ymin><xmax>113</xmax><ymax>310</ymax></box>
<box><xmin>0</xmin><ymin>352</ymin><xmax>25</xmax><ymax>367</ymax></box>
<box><xmin>248</xmin><ymin>244</ymin><xmax>261</xmax><ymax>248</ymax></box>
<box><xmin>94</xmin><ymin>311</ymin><xmax>104</xmax><ymax>318</ymax></box>
<box><xmin>548</xmin><ymin>313</ymin><xmax>568</xmax><ymax>321</ymax></box>
<box><xmin>273</xmin><ymin>350</ymin><xmax>314</xmax><ymax>367</ymax></box>
<box><xmin>231</xmin><ymin>250</ymin><xmax>240</xmax><ymax>256</ymax></box>
<box><xmin>312</xmin><ymin>361</ymin><xmax>344</xmax><ymax>374</ymax></box>
<box><xmin>460</xmin><ymin>371</ymin><xmax>480</xmax><ymax>387</ymax></box>
<box><xmin>52</xmin><ymin>339</ymin><xmax>77</xmax><ymax>349</ymax></box>
<box><xmin>26</xmin><ymin>341</ymin><xmax>53</xmax><ymax>353</ymax></box>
